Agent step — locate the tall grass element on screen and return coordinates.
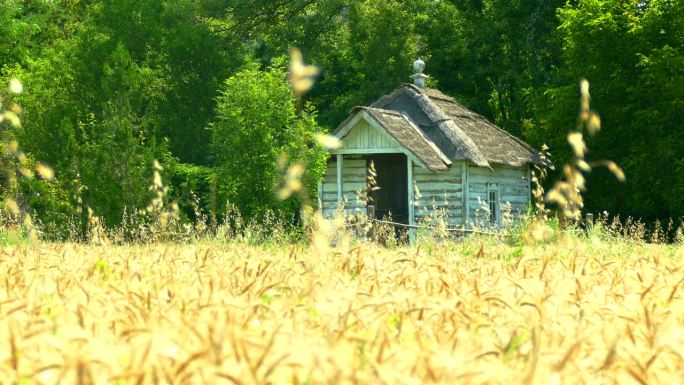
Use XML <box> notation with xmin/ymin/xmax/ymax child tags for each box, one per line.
<box><xmin>0</xmin><ymin>229</ymin><xmax>682</xmax><ymax>384</ymax></box>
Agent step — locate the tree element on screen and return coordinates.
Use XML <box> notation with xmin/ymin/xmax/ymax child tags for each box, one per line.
<box><xmin>211</xmin><ymin>63</ymin><xmax>326</xmax><ymax>221</ymax></box>
<box><xmin>544</xmin><ymin>0</ymin><xmax>684</xmax><ymax>221</ymax></box>
<box><xmin>75</xmin><ymin>43</ymin><xmax>162</xmax><ymax>228</ymax></box>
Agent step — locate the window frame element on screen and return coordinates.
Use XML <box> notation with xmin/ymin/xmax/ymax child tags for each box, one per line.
<box><xmin>487</xmin><ymin>183</ymin><xmax>501</xmax><ymax>227</ymax></box>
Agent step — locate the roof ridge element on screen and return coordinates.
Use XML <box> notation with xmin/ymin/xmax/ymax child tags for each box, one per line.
<box><xmin>402</xmin><ymin>83</ymin><xmax>457</xmax><ymax>101</ymax></box>
<box><xmin>361</xmin><ymin>108</ymin><xmax>449</xmax><ymax>172</ymax></box>
<box><xmin>429</xmin><ymin>96</ymin><xmax>481</xmax><ymax>117</ymax></box>
<box><xmin>399</xmin><ymin>112</ymin><xmax>452</xmax><ymax>167</ymax></box>
<box><xmin>363</xmin><ymin>84</ymin><xmax>541</xmax><ymax>167</ymax></box>
<box><xmin>430</xmin><ymin>95</ymin><xmax>542</xmax><ymax>165</ymax></box>
<box><xmin>363</xmin><ymin>107</ymin><xmax>403</xmax><ymax>116</ymax></box>
<box><xmin>370</xmin><ymin>86</ymin><xmax>408</xmax><ymax>108</ymax></box>
<box><xmin>403</xmin><ymin>87</ymin><xmax>491</xmax><ymax>169</ymax></box>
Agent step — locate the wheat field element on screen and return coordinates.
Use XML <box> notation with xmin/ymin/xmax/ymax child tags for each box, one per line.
<box><xmin>0</xmin><ymin>236</ymin><xmax>682</xmax><ymax>385</ymax></box>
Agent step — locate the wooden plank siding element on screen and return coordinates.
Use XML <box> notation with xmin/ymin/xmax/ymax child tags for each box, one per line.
<box><xmin>412</xmin><ymin>161</ymin><xmax>464</xmax><ymax>227</ymax></box>
<box><xmin>320</xmin><ymin>155</ymin><xmax>532</xmax><ymax>231</ymax></box>
<box><xmin>340</xmin><ymin>120</ymin><xmax>399</xmax><ymax>151</ymax></box>
<box><xmin>321</xmin><ymin>155</ymin><xmax>368</xmax><ymax>218</ymax></box>
<box><xmin>467</xmin><ymin>165</ymin><xmax>530</xmax><ymax>227</ymax></box>
<box><xmin>322</xmin><ymin>118</ymin><xmax>401</xmax><ymax>218</ymax></box>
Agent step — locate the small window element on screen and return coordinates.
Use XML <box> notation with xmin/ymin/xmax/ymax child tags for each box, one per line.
<box><xmin>489</xmin><ymin>191</ymin><xmax>498</xmax><ymax>225</ymax></box>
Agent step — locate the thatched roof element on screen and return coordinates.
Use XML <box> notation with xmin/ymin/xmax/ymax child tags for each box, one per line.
<box><xmin>334</xmin><ymin>107</ymin><xmax>451</xmax><ymax>171</ymax></box>
<box><xmin>364</xmin><ymin>84</ymin><xmax>543</xmax><ymax>169</ymax></box>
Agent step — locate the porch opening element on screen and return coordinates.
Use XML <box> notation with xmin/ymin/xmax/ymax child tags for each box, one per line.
<box><xmin>367</xmin><ymin>153</ymin><xmax>408</xmax><ymax>225</ymax></box>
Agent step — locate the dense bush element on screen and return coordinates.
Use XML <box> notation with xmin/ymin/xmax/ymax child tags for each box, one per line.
<box><xmin>169</xmin><ymin>162</ymin><xmax>215</xmax><ymax>223</ymax></box>
<box><xmin>210</xmin><ymin>63</ymin><xmax>327</xmax><ymax>223</ymax></box>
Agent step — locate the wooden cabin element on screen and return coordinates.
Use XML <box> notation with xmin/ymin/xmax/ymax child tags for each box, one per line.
<box><xmin>318</xmin><ymin>59</ymin><xmax>542</xmax><ymax>237</ymax></box>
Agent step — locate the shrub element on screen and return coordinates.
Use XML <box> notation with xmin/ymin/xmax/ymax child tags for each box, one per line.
<box><xmin>210</xmin><ymin>62</ymin><xmax>326</xmax><ymax>223</ymax></box>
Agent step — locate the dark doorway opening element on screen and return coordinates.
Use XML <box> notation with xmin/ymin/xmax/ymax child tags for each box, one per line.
<box><xmin>367</xmin><ymin>154</ymin><xmax>408</xmax><ymax>224</ymax></box>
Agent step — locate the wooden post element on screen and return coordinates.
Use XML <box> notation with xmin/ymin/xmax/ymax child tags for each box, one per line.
<box><xmin>317</xmin><ymin>179</ymin><xmax>323</xmax><ymax>211</ymax></box>
<box><xmin>336</xmin><ymin>154</ymin><xmax>343</xmax><ymax>205</ymax></box>
<box><xmin>366</xmin><ymin>204</ymin><xmax>376</xmax><ymax>243</ymax></box>
<box><xmin>461</xmin><ymin>161</ymin><xmax>467</xmax><ymax>228</ymax></box>
<box><xmin>527</xmin><ymin>167</ymin><xmax>532</xmax><ymax>202</ymax></box>
<box><xmin>463</xmin><ymin>161</ymin><xmax>469</xmax><ymax>229</ymax></box>
<box><xmin>367</xmin><ymin>205</ymin><xmax>375</xmax><ymax>219</ymax></box>
<box><xmin>585</xmin><ymin>213</ymin><xmax>594</xmax><ymax>231</ymax></box>
<box><xmin>407</xmin><ymin>157</ymin><xmax>416</xmax><ymax>244</ymax></box>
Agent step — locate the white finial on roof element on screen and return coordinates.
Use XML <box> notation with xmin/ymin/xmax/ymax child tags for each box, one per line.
<box><xmin>410</xmin><ymin>58</ymin><xmax>429</xmax><ymax>87</ymax></box>
<box><xmin>413</xmin><ymin>58</ymin><xmax>425</xmax><ymax>73</ymax></box>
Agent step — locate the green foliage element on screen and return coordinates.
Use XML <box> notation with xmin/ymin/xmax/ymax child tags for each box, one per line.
<box><xmin>77</xmin><ymin>108</ymin><xmax>157</xmax><ymax>229</ymax></box>
<box><xmin>423</xmin><ymin>0</ymin><xmax>565</xmax><ymax>137</ymax></box>
<box><xmin>211</xmin><ymin>63</ymin><xmax>326</xmax><ymax>221</ymax></box>
<box><xmin>547</xmin><ymin>0</ymin><xmax>684</xmax><ymax>221</ymax></box>
<box><xmin>0</xmin><ymin>0</ymin><xmax>682</xmax><ymax>238</ymax></box>
<box><xmin>0</xmin><ymin>1</ymin><xmax>28</xmax><ymax>69</ymax></box>
<box><xmin>18</xmin><ymin>176</ymin><xmax>76</xmax><ymax>241</ymax></box>
<box><xmin>169</xmin><ymin>163</ymin><xmax>215</xmax><ymax>222</ymax></box>
<box><xmin>314</xmin><ymin>1</ymin><xmax>422</xmax><ymax>125</ymax></box>
<box><xmin>0</xmin><ymin>0</ymin><xmax>241</xmax><ymax>235</ymax></box>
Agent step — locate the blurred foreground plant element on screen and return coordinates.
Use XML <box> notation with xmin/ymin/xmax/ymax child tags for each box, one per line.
<box><xmin>1</xmin><ymin>78</ymin><xmax>54</xmax><ymax>237</ymax></box>
<box><xmin>527</xmin><ymin>79</ymin><xmax>626</xmax><ymax>243</ymax></box>
<box><xmin>545</xmin><ymin>79</ymin><xmax>625</xmax><ymax>224</ymax></box>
